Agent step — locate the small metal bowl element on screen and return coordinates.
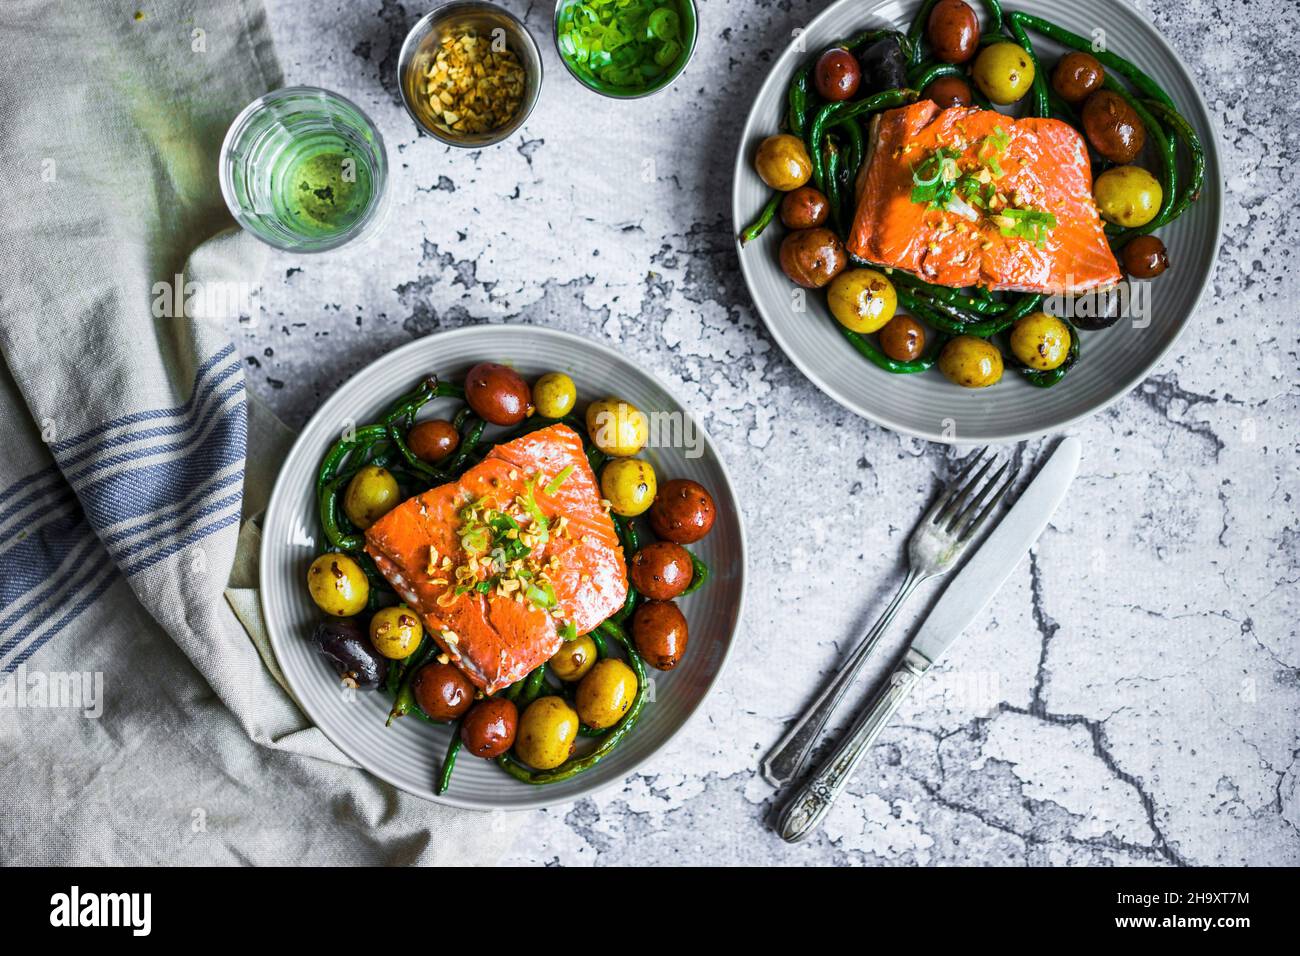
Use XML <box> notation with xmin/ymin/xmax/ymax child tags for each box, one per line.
<box><xmin>398</xmin><ymin>2</ymin><xmax>543</xmax><ymax>147</ymax></box>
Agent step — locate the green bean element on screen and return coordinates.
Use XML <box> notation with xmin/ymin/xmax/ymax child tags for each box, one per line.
<box><xmin>740</xmin><ymin>191</ymin><xmax>782</xmax><ymax>245</ymax></box>
<box><xmin>613</xmin><ymin>585</ymin><xmax>639</xmax><ymax>623</ymax></box>
<box><xmin>787</xmin><ymin>62</ymin><xmax>813</xmax><ymax>136</ymax></box>
<box><xmin>440</xmin><ymin>416</ymin><xmax>487</xmax><ymax>476</ymax></box>
<box><xmin>824</xmin><ymin>140</ymin><xmax>844</xmax><ymax>235</ymax></box>
<box><xmin>890</xmin><ymin>271</ymin><xmax>1005</xmax><ymax>315</ymax></box>
<box><xmin>502</xmin><ymin>679</ymin><xmax>523</xmax><ymax>702</ymax></box>
<box><xmin>386</xmin><ymin>639</ymin><xmax>436</xmax><ymax>726</ymax></box>
<box><xmin>1009</xmin><ymin>11</ymin><xmax>1175</xmax><ymax>109</ymax></box>
<box><xmin>317</xmin><ymin>424</ymin><xmax>388</xmax><ymax>499</ymax></box>
<box><xmin>809</xmin><ymin>89</ymin><xmax>918</xmax><ymax>195</ymax></box>
<box><xmin>1005</xmin><ymin>13</ymin><xmax>1048</xmax><ymax>118</ymax></box>
<box><xmin>977</xmin><ymin>0</ymin><xmax>1006</xmax><ymax>37</ymax></box>
<box><xmin>319</xmin><ymin>475</ymin><xmax>364</xmax><ymax>551</ymax></box>
<box><xmin>899</xmin><ymin>287</ymin><xmax>1042</xmax><ymax>338</ymax></box>
<box><xmin>589</xmin><ymin>629</ymin><xmax>609</xmax><ymax>658</ymax></box>
<box><xmin>1141</xmin><ymin>98</ymin><xmax>1205</xmax><ymax>224</ymax></box>
<box><xmin>906</xmin><ymin>0</ymin><xmax>942</xmax><ymax>67</ymax></box>
<box><xmin>495</xmin><ymin>621</ymin><xmax>648</xmax><ymax>785</ymax></box>
<box><xmin>578</xmin><ymin>724</ymin><xmax>611</xmax><ymax>738</ymax></box>
<box><xmin>586</xmin><ymin>446</ymin><xmax>608</xmax><ymax>473</ymax></box>
<box><xmin>681</xmin><ymin>552</ymin><xmax>710</xmax><ymax>597</ymax></box>
<box><xmin>835</xmin><ymin>117</ymin><xmax>864</xmax><ymax>225</ymax></box>
<box><xmin>384</xmin><ymin>649</ymin><xmax>408</xmax><ymax>696</ymax></box>
<box><xmin>436</xmin><ymin>730</ymin><xmax>462</xmax><ymax>796</ymax></box>
<box><xmin>838</xmin><ymin>323</ymin><xmax>945</xmax><ymax>373</ymax></box>
<box><xmin>518</xmin><ymin>665</ymin><xmax>548</xmax><ymax>707</ymax></box>
<box><xmin>612</xmin><ymin>514</ymin><xmax>640</xmax><ymax>554</ymax></box>
<box><xmin>909</xmin><ymin>62</ymin><xmax>962</xmax><ymax>92</ymax></box>
<box><xmin>1047</xmin><ymin>89</ymin><xmax>1078</xmax><ymax>125</ymax></box>
<box><xmin>842</xmin><ymin>28</ymin><xmax>909</xmax><ymax>55</ymax></box>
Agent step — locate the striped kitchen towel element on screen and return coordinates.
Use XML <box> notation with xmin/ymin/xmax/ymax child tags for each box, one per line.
<box><xmin>0</xmin><ymin>0</ymin><xmax>519</xmax><ymax>865</ymax></box>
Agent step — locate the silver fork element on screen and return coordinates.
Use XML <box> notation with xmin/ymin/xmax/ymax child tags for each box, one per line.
<box><xmin>760</xmin><ymin>448</ymin><xmax>1016</xmax><ymax>789</ymax></box>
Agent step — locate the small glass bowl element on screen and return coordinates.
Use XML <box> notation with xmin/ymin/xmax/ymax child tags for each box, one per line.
<box><xmin>219</xmin><ymin>86</ymin><xmax>389</xmax><ymax>253</ymax></box>
<box><xmin>553</xmin><ymin>0</ymin><xmax>698</xmax><ymax>99</ymax></box>
<box><xmin>398</xmin><ymin>2</ymin><xmax>543</xmax><ymax>147</ymax></box>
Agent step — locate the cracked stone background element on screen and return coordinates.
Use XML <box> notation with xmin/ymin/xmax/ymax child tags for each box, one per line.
<box><xmin>231</xmin><ymin>0</ymin><xmax>1300</xmax><ymax>865</ymax></box>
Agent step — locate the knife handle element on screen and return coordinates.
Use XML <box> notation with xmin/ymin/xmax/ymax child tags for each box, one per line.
<box><xmin>776</xmin><ymin>647</ymin><xmax>930</xmax><ymax>843</ymax></box>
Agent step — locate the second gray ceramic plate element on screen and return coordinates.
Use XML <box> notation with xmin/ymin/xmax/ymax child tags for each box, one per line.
<box><xmin>732</xmin><ymin>0</ymin><xmax>1222</xmax><ymax>443</ymax></box>
<box><xmin>261</xmin><ymin>326</ymin><xmax>745</xmax><ymax>809</ymax></box>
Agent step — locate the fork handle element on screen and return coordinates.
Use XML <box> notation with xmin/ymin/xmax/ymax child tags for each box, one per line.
<box><xmin>760</xmin><ymin>569</ymin><xmax>923</xmax><ymax>788</ymax></box>
<box><xmin>777</xmin><ymin>647</ymin><xmax>931</xmax><ymax>843</ymax></box>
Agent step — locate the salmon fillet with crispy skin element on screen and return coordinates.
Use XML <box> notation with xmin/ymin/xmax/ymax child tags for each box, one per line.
<box><xmin>364</xmin><ymin>423</ymin><xmax>627</xmax><ymax>694</ymax></box>
<box><xmin>848</xmin><ymin>102</ymin><xmax>1121</xmax><ymax>294</ymax></box>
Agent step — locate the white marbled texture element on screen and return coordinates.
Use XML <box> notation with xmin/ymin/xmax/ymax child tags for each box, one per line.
<box><xmin>230</xmin><ymin>0</ymin><xmax>1300</xmax><ymax>865</ymax></box>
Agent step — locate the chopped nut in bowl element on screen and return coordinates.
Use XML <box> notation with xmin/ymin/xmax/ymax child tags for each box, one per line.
<box><xmin>398</xmin><ymin>2</ymin><xmax>542</xmax><ymax>148</ymax></box>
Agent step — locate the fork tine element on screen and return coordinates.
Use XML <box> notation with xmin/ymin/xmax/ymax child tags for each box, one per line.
<box><xmin>929</xmin><ymin>447</ymin><xmax>988</xmax><ymax>525</ymax></box>
<box><xmin>956</xmin><ymin>464</ymin><xmax>1018</xmax><ymax>542</ymax></box>
<box><xmin>936</xmin><ymin>453</ymin><xmax>995</xmax><ymax>528</ymax></box>
<box><xmin>947</xmin><ymin>460</ymin><xmax>1009</xmax><ymax>534</ymax></box>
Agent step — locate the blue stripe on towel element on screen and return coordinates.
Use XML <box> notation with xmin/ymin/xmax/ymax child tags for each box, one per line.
<box><xmin>0</xmin><ymin>463</ymin><xmax>60</xmax><ymax>509</ymax></box>
<box><xmin>0</xmin><ymin>509</ymin><xmax>97</xmax><ymax>612</ymax></box>
<box><xmin>3</xmin><ymin>568</ymin><xmax>122</xmax><ymax>672</ymax></box>
<box><xmin>58</xmin><ymin>360</ymin><xmax>243</xmax><ymax>469</ymax></box>
<box><xmin>75</xmin><ymin>398</ymin><xmax>247</xmax><ymax>529</ymax></box>
<box><xmin>47</xmin><ymin>343</ymin><xmax>237</xmax><ymax>455</ymax></box>
<box><xmin>0</xmin><ymin>344</ymin><xmax>249</xmax><ymax>672</ymax></box>
<box><xmin>65</xmin><ymin>378</ymin><xmax>245</xmax><ymax>484</ymax></box>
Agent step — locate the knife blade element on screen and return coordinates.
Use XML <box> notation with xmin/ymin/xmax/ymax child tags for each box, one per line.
<box><xmin>911</xmin><ymin>435</ymin><xmax>1081</xmax><ymax>667</ymax></box>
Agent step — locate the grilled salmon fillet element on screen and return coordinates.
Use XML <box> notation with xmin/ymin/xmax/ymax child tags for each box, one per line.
<box><xmin>848</xmin><ymin>102</ymin><xmax>1121</xmax><ymax>294</ymax></box>
<box><xmin>364</xmin><ymin>423</ymin><xmax>627</xmax><ymax>694</ymax></box>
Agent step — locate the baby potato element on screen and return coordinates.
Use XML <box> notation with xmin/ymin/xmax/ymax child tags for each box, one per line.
<box><xmin>550</xmin><ymin>633</ymin><xmax>598</xmax><ymax>682</ymax></box>
<box><xmin>406</xmin><ymin>420</ymin><xmax>459</xmax><ymax>463</ymax></box>
<box><xmin>878</xmin><ymin>314</ymin><xmax>926</xmax><ymax>362</ymax></box>
<box><xmin>411</xmin><ymin>661</ymin><xmax>474</xmax><ymax>720</ymax></box>
<box><xmin>460</xmin><ymin>697</ymin><xmax>517</xmax><ymax>758</ymax></box>
<box><xmin>827</xmin><ymin>268</ymin><xmax>897</xmax><ymax>334</ymax></box>
<box><xmin>648</xmin><ymin>478</ymin><xmax>716</xmax><ymax>544</ymax></box>
<box><xmin>779</xmin><ymin>186</ymin><xmax>830</xmax><ymax>230</ymax></box>
<box><xmin>465</xmin><ymin>362</ymin><xmax>531</xmax><ymax>426</ymax></box>
<box><xmin>368</xmin><ymin>604</ymin><xmax>423</xmax><ymax>659</ymax></box>
<box><xmin>779</xmin><ymin>228</ymin><xmax>847</xmax><ymax>289</ymax></box>
<box><xmin>938</xmin><ymin>335</ymin><xmax>1004</xmax><ymax>388</ymax></box>
<box><xmin>1009</xmin><ymin>312</ymin><xmax>1072</xmax><ymax>371</ymax></box>
<box><xmin>973</xmin><ymin>42</ymin><xmax>1035</xmax><ymax>105</ymax></box>
<box><xmin>576</xmin><ymin>658</ymin><xmax>638</xmax><ymax>729</ymax></box>
<box><xmin>755</xmin><ymin>133</ymin><xmax>812</xmax><ymax>191</ymax></box>
<box><xmin>515</xmin><ymin>696</ymin><xmax>580</xmax><ymax>770</ymax></box>
<box><xmin>926</xmin><ymin>0</ymin><xmax>979</xmax><ymax>64</ymax></box>
<box><xmin>631</xmin><ymin>600</ymin><xmax>689</xmax><ymax>671</ymax></box>
<box><xmin>585</xmin><ymin>397</ymin><xmax>649</xmax><ymax>457</ymax></box>
<box><xmin>1121</xmin><ymin>235</ymin><xmax>1170</xmax><ymax>278</ymax></box>
<box><xmin>343</xmin><ymin>465</ymin><xmax>400</xmax><ymax>530</ymax></box>
<box><xmin>601</xmin><ymin>458</ymin><xmax>657</xmax><ymax>517</ymax></box>
<box><xmin>306</xmin><ymin>553</ymin><xmax>369</xmax><ymax>617</ymax></box>
<box><xmin>1094</xmin><ymin>165</ymin><xmax>1162</xmax><ymax>228</ymax></box>
<box><xmin>1081</xmin><ymin>90</ymin><xmax>1145</xmax><ymax>164</ymax></box>
<box><xmin>629</xmin><ymin>541</ymin><xmax>694</xmax><ymax>600</ymax></box>
<box><xmin>1052</xmin><ymin>51</ymin><xmax>1104</xmax><ymax>104</ymax></box>
<box><xmin>533</xmin><ymin>372</ymin><xmax>577</xmax><ymax>419</ymax></box>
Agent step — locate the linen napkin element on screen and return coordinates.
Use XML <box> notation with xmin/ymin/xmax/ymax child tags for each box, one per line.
<box><xmin>0</xmin><ymin>0</ymin><xmax>520</xmax><ymax>865</ymax></box>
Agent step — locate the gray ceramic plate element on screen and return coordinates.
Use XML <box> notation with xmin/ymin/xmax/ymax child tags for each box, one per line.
<box><xmin>733</xmin><ymin>0</ymin><xmax>1223</xmax><ymax>443</ymax></box>
<box><xmin>261</xmin><ymin>326</ymin><xmax>745</xmax><ymax>809</ymax></box>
